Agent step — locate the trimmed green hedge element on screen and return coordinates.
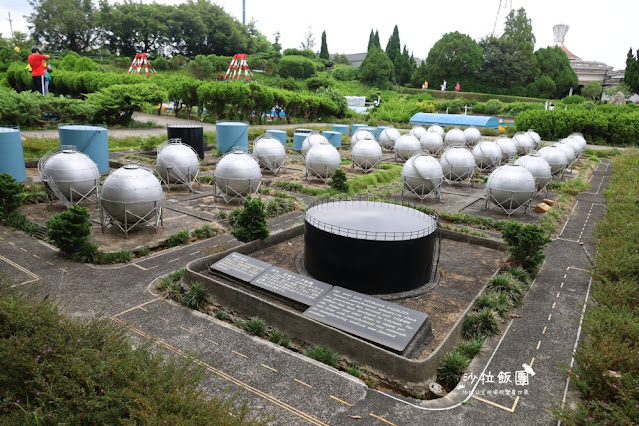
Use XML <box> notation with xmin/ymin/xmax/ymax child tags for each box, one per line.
<box><xmin>397</xmin><ymin>86</ymin><xmax>547</xmax><ymax>104</ymax></box>
<box><xmin>515</xmin><ymin>109</ymin><xmax>639</xmax><ymax>145</ymax></box>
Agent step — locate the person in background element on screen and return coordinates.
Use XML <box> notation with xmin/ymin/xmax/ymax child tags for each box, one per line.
<box><xmin>28</xmin><ymin>46</ymin><xmax>50</xmax><ymax>94</ymax></box>
<box><xmin>441</xmin><ymin>80</ymin><xmax>447</xmax><ymax>91</ymax></box>
<box><xmin>455</xmin><ymin>82</ymin><xmax>461</xmax><ymax>92</ymax></box>
<box><xmin>44</xmin><ymin>65</ymin><xmax>52</xmax><ymax>95</ymax></box>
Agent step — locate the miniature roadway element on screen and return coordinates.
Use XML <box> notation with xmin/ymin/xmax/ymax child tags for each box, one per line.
<box><xmin>0</xmin><ymin>159</ymin><xmax>610</xmax><ymax>425</ymax></box>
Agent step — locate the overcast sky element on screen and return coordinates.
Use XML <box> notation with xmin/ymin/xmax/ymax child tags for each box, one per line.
<box><xmin>2</xmin><ymin>0</ymin><xmax>636</xmax><ymax>70</ymax></box>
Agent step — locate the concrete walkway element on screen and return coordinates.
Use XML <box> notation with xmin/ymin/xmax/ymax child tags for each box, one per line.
<box><xmin>0</xmin><ymin>159</ymin><xmax>611</xmax><ymax>424</ymax></box>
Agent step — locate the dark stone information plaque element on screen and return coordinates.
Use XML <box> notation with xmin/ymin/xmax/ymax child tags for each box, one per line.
<box><xmin>303</xmin><ymin>287</ymin><xmax>430</xmax><ymax>352</ymax></box>
<box><xmin>210</xmin><ymin>252</ymin><xmax>272</xmax><ymax>282</ymax></box>
<box><xmin>250</xmin><ymin>266</ymin><xmax>332</xmax><ymax>306</ymax></box>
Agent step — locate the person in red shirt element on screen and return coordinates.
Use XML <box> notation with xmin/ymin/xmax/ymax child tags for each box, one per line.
<box><xmin>28</xmin><ymin>46</ymin><xmax>50</xmax><ymax>94</ymax></box>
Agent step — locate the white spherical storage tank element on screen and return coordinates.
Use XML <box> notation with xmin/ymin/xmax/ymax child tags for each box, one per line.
<box><xmin>514</xmin><ymin>154</ymin><xmax>552</xmax><ymax>192</ymax></box>
<box><xmin>394</xmin><ymin>134</ymin><xmax>421</xmax><ymax>160</ymax></box>
<box><xmin>494</xmin><ymin>136</ymin><xmax>517</xmax><ymax>162</ymax></box>
<box><xmin>156</xmin><ymin>140</ymin><xmax>199</xmax><ymax>188</ymax></box>
<box><xmin>350</xmin><ymin>129</ymin><xmax>375</xmax><ymax>146</ymax></box>
<box><xmin>40</xmin><ymin>147</ymin><xmax>99</xmax><ymax>205</ymax></box>
<box><xmin>306</xmin><ymin>143</ymin><xmax>341</xmax><ymax>179</ymax></box>
<box><xmin>560</xmin><ymin>136</ymin><xmax>584</xmax><ymax>158</ymax></box>
<box><xmin>486</xmin><ymin>165</ymin><xmax>536</xmax><ymax>213</ymax></box>
<box><xmin>428</xmin><ymin>124</ymin><xmax>445</xmax><ymax>138</ymax></box>
<box><xmin>569</xmin><ymin>133</ymin><xmax>588</xmax><ymax>152</ymax></box>
<box><xmin>552</xmin><ymin>142</ymin><xmax>576</xmax><ymax>166</ymax></box>
<box><xmin>379</xmin><ymin>127</ymin><xmax>401</xmax><ymax>149</ymax></box>
<box><xmin>302</xmin><ymin>133</ymin><xmax>329</xmax><ymax>157</ymax></box>
<box><xmin>352</xmin><ymin>139</ymin><xmax>382</xmax><ymax>171</ymax></box>
<box><xmin>463</xmin><ymin>126</ymin><xmax>481</xmax><ymax>146</ymax></box>
<box><xmin>472</xmin><ymin>141</ymin><xmax>502</xmax><ymax>170</ymax></box>
<box><xmin>253</xmin><ymin>135</ymin><xmax>286</xmax><ymax>173</ymax></box>
<box><xmin>402</xmin><ymin>153</ymin><xmax>444</xmax><ymax>200</ymax></box>
<box><xmin>214</xmin><ymin>151</ymin><xmax>262</xmax><ymax>200</ymax></box>
<box><xmin>99</xmin><ymin>164</ymin><xmax>164</xmax><ymax>233</ymax></box>
<box><xmin>513</xmin><ymin>131</ymin><xmax>535</xmax><ymax>155</ymax></box>
<box><xmin>537</xmin><ymin>146</ymin><xmax>569</xmax><ymax>176</ymax></box>
<box><xmin>444</xmin><ymin>127</ymin><xmax>466</xmax><ymax>147</ymax></box>
<box><xmin>409</xmin><ymin>126</ymin><xmax>428</xmax><ymax>140</ymax></box>
<box><xmin>440</xmin><ymin>146</ymin><xmax>475</xmax><ymax>181</ymax></box>
<box><xmin>419</xmin><ymin>131</ymin><xmax>444</xmax><ymax>155</ymax></box>
<box><xmin>527</xmin><ymin>129</ymin><xmax>542</xmax><ymax>150</ymax></box>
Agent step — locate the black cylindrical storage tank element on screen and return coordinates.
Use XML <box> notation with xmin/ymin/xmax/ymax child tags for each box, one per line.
<box><xmin>167</xmin><ymin>124</ymin><xmax>204</xmax><ymax>159</ymax></box>
<box><xmin>304</xmin><ymin>200</ymin><xmax>438</xmax><ymax>294</ymax></box>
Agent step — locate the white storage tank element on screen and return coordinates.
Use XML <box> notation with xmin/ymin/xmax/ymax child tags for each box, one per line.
<box><xmin>253</xmin><ymin>135</ymin><xmax>287</xmax><ymax>173</ymax></box>
<box><xmin>350</xmin><ymin>129</ymin><xmax>375</xmax><ymax>146</ymax></box>
<box><xmin>156</xmin><ymin>139</ymin><xmax>200</xmax><ymax>188</ymax></box>
<box><xmin>409</xmin><ymin>126</ymin><xmax>428</xmax><ymax>140</ymax></box>
<box><xmin>394</xmin><ymin>134</ymin><xmax>421</xmax><ymax>161</ymax></box>
<box><xmin>472</xmin><ymin>141</ymin><xmax>502</xmax><ymax>170</ymax></box>
<box><xmin>527</xmin><ymin>129</ymin><xmax>542</xmax><ymax>150</ymax></box>
<box><xmin>440</xmin><ymin>146</ymin><xmax>475</xmax><ymax>182</ymax></box>
<box><xmin>402</xmin><ymin>153</ymin><xmax>444</xmax><ymax>200</ymax></box>
<box><xmin>302</xmin><ymin>133</ymin><xmax>330</xmax><ymax>157</ymax></box>
<box><xmin>514</xmin><ymin>154</ymin><xmax>552</xmax><ymax>192</ymax></box>
<box><xmin>537</xmin><ymin>146</ymin><xmax>569</xmax><ymax>176</ymax></box>
<box><xmin>100</xmin><ymin>164</ymin><xmax>164</xmax><ymax>233</ymax></box>
<box><xmin>306</xmin><ymin>143</ymin><xmax>341</xmax><ymax>179</ymax></box>
<box><xmin>494</xmin><ymin>136</ymin><xmax>517</xmax><ymax>162</ymax></box>
<box><xmin>419</xmin><ymin>131</ymin><xmax>444</xmax><ymax>155</ymax></box>
<box><xmin>560</xmin><ymin>136</ymin><xmax>584</xmax><ymax>158</ymax></box>
<box><xmin>428</xmin><ymin>124</ymin><xmax>445</xmax><ymax>138</ymax></box>
<box><xmin>378</xmin><ymin>127</ymin><xmax>401</xmax><ymax>149</ymax></box>
<box><xmin>444</xmin><ymin>127</ymin><xmax>466</xmax><ymax>147</ymax></box>
<box><xmin>569</xmin><ymin>133</ymin><xmax>588</xmax><ymax>152</ymax></box>
<box><xmin>552</xmin><ymin>142</ymin><xmax>576</xmax><ymax>167</ymax></box>
<box><xmin>513</xmin><ymin>131</ymin><xmax>535</xmax><ymax>155</ymax></box>
<box><xmin>352</xmin><ymin>139</ymin><xmax>382</xmax><ymax>172</ymax></box>
<box><xmin>39</xmin><ymin>147</ymin><xmax>100</xmax><ymax>205</ymax></box>
<box><xmin>214</xmin><ymin>151</ymin><xmax>262</xmax><ymax>200</ymax></box>
<box><xmin>486</xmin><ymin>165</ymin><xmax>536</xmax><ymax>213</ymax></box>
<box><xmin>463</xmin><ymin>126</ymin><xmax>481</xmax><ymax>147</ymax></box>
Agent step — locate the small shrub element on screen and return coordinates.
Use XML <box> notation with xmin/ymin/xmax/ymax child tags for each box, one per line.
<box><xmin>457</xmin><ymin>337</ymin><xmax>485</xmax><ymax>359</ymax></box>
<box><xmin>181</xmin><ymin>282</ymin><xmax>208</xmax><ymax>310</ymax></box>
<box><xmin>134</xmin><ymin>247</ymin><xmax>151</xmax><ymax>257</ymax></box>
<box><xmin>462</xmin><ymin>308</ymin><xmax>501</xmax><ymax>340</ymax></box>
<box><xmin>230</xmin><ymin>196</ymin><xmax>270</xmax><ymax>243</ymax></box>
<box><xmin>437</xmin><ymin>348</ymin><xmax>471</xmax><ymax>390</ymax></box>
<box><xmin>346</xmin><ymin>365</ymin><xmax>363</xmax><ymax>378</ymax></box>
<box><xmin>4</xmin><ymin>211</ymin><xmax>39</xmax><ymax>235</ymax></box>
<box><xmin>70</xmin><ymin>241</ymin><xmax>98</xmax><ymax>263</ymax></box>
<box><xmin>241</xmin><ymin>317</ymin><xmax>267</xmax><ymax>336</ymax></box>
<box><xmin>265</xmin><ymin>197</ymin><xmax>295</xmax><ymax>217</ymax></box>
<box><xmin>168</xmin><ymin>268</ymin><xmax>185</xmax><ymax>282</ymax></box>
<box><xmin>0</xmin><ymin>172</ymin><xmax>24</xmax><ymax>219</ymax></box>
<box><xmin>487</xmin><ymin>274</ymin><xmax>526</xmax><ymax>307</ymax></box>
<box><xmin>268</xmin><ymin>330</ymin><xmax>284</xmax><ymax>344</ymax></box>
<box><xmin>164</xmin><ymin>281</ymin><xmax>182</xmax><ymax>301</ymax></box>
<box><xmin>191</xmin><ymin>224</ymin><xmax>217</xmax><ymax>239</ymax></box>
<box><xmin>503</xmin><ymin>266</ymin><xmax>531</xmax><ymax>286</ymax></box>
<box><xmin>214</xmin><ymin>310</ymin><xmax>229</xmax><ymax>321</ymax></box>
<box><xmin>95</xmin><ymin>250</ymin><xmax>133</xmax><ymax>264</ymax></box>
<box><xmin>473</xmin><ymin>292</ymin><xmax>512</xmax><ymax>319</ymax></box>
<box><xmin>164</xmin><ymin>229</ymin><xmax>191</xmax><ymax>248</ymax></box>
<box><xmin>327</xmin><ymin>169</ymin><xmax>349</xmax><ymax>192</ymax></box>
<box><xmin>484</xmin><ymin>99</ymin><xmax>504</xmax><ymax>115</ymax></box>
<box><xmin>501</xmin><ymin>221</ymin><xmax>550</xmax><ymax>273</ymax></box>
<box><xmin>217</xmin><ymin>210</ymin><xmax>228</xmax><ymax>220</ymax></box>
<box><xmin>279</xmin><ymin>336</ymin><xmax>291</xmax><ymax>348</ymax></box>
<box><xmin>46</xmin><ymin>205</ymin><xmax>92</xmax><ymax>258</ymax></box>
<box><xmin>304</xmin><ymin>346</ymin><xmax>339</xmax><ymax>368</ymax></box>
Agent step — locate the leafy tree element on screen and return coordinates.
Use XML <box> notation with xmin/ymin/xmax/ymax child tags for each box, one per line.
<box><xmin>28</xmin><ymin>0</ymin><xmax>100</xmax><ymax>51</ymax></box>
<box><xmin>319</xmin><ymin>31</ymin><xmax>329</xmax><ymax>60</ymax></box>
<box><xmin>479</xmin><ymin>35</ymin><xmax>531</xmax><ymax>91</ymax></box>
<box><xmin>367</xmin><ymin>29</ymin><xmax>380</xmax><ymax>51</ymax></box>
<box><xmin>277</xmin><ymin>55</ymin><xmax>316</xmax><ymax>79</ymax></box>
<box><xmin>0</xmin><ymin>173</ymin><xmax>23</xmax><ymax>220</ymax></box>
<box><xmin>500</xmin><ymin>7</ymin><xmax>536</xmax><ymax>84</ymax></box>
<box><xmin>526</xmin><ymin>75</ymin><xmax>556</xmax><ymax>98</ymax></box>
<box><xmin>359</xmin><ymin>46</ymin><xmax>393</xmax><ymax>89</ymax></box>
<box><xmin>46</xmin><ymin>205</ymin><xmax>92</xmax><ymax>257</ymax></box>
<box><xmin>604</xmin><ymin>81</ymin><xmax>632</xmax><ymax>97</ymax></box>
<box><xmin>86</xmin><ymin>83</ymin><xmax>167</xmax><ymax>125</ymax></box>
<box><xmin>230</xmin><ymin>196</ymin><xmax>269</xmax><ymax>242</ymax></box>
<box><xmin>581</xmin><ymin>81</ymin><xmax>602</xmax><ymax>100</ymax></box>
<box><xmin>385</xmin><ymin>25</ymin><xmax>401</xmax><ymax>63</ymax></box>
<box><xmin>533</xmin><ymin>46</ymin><xmax>578</xmax><ymax>97</ymax></box>
<box><xmin>501</xmin><ymin>221</ymin><xmax>550</xmax><ymax>274</ymax></box>
<box><xmin>623</xmin><ymin>48</ymin><xmax>639</xmax><ymax>94</ymax></box>
<box><xmin>410</xmin><ymin>60</ymin><xmax>429</xmax><ymax>88</ymax></box>
<box><xmin>333</xmin><ymin>53</ymin><xmax>350</xmax><ymax>65</ymax></box>
<box><xmin>271</xmin><ymin>31</ymin><xmax>282</xmax><ymax>54</ymax></box>
<box><xmin>327</xmin><ymin>169</ymin><xmax>348</xmax><ymax>192</ymax></box>
<box><xmin>395</xmin><ymin>45</ymin><xmax>416</xmax><ymax>86</ymax></box>
<box><xmin>425</xmin><ymin>31</ymin><xmax>483</xmax><ymax>89</ymax></box>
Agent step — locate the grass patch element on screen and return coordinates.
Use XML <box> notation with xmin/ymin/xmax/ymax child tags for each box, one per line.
<box><xmin>95</xmin><ymin>250</ymin><xmax>133</xmax><ymax>264</ymax></box>
<box><xmin>473</xmin><ymin>292</ymin><xmax>512</xmax><ymax>319</ymax></box>
<box><xmin>214</xmin><ymin>310</ymin><xmax>229</xmax><ymax>321</ymax></box>
<box><xmin>346</xmin><ymin>365</ymin><xmax>363</xmax><ymax>378</ymax></box>
<box><xmin>457</xmin><ymin>337</ymin><xmax>485</xmax><ymax>359</ymax></box>
<box><xmin>486</xmin><ymin>274</ymin><xmax>526</xmax><ymax>307</ymax></box>
<box><xmin>134</xmin><ymin>247</ymin><xmax>151</xmax><ymax>257</ymax></box>
<box><xmin>268</xmin><ymin>330</ymin><xmax>284</xmax><ymax>344</ymax></box>
<box><xmin>180</xmin><ymin>282</ymin><xmax>208</xmax><ymax>310</ymax></box>
<box><xmin>164</xmin><ymin>229</ymin><xmax>191</xmax><ymax>248</ymax></box>
<box><xmin>462</xmin><ymin>308</ymin><xmax>501</xmax><ymax>340</ymax></box>
<box><xmin>240</xmin><ymin>317</ymin><xmax>267</xmax><ymax>336</ymax></box>
<box><xmin>437</xmin><ymin>348</ymin><xmax>472</xmax><ymax>391</ymax></box>
<box><xmin>191</xmin><ymin>224</ymin><xmax>222</xmax><ymax>239</ymax></box>
<box><xmin>304</xmin><ymin>346</ymin><xmax>339</xmax><ymax>368</ymax></box>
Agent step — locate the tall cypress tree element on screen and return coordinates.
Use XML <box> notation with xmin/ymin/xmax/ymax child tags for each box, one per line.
<box><xmin>367</xmin><ymin>29</ymin><xmax>381</xmax><ymax>51</ymax></box>
<box><xmin>374</xmin><ymin>30</ymin><xmax>381</xmax><ymax>49</ymax></box>
<box><xmin>624</xmin><ymin>47</ymin><xmax>639</xmax><ymax>94</ymax></box>
<box><xmin>385</xmin><ymin>25</ymin><xmax>401</xmax><ymax>63</ymax></box>
<box><xmin>319</xmin><ymin>30</ymin><xmax>329</xmax><ymax>60</ymax></box>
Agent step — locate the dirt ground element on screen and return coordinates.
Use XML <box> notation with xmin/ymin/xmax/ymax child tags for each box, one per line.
<box><xmin>250</xmin><ymin>234</ymin><xmax>507</xmax><ymax>360</ymax></box>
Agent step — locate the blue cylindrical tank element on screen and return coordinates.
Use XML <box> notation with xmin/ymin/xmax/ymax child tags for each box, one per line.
<box><xmin>293</xmin><ymin>132</ymin><xmax>307</xmax><ymax>150</ymax></box>
<box><xmin>295</xmin><ymin>128</ymin><xmax>313</xmax><ymax>134</ymax></box>
<box><xmin>332</xmin><ymin>124</ymin><xmax>349</xmax><ymax>137</ymax></box>
<box><xmin>375</xmin><ymin>126</ymin><xmax>389</xmax><ymax>139</ymax></box>
<box><xmin>351</xmin><ymin>123</ymin><xmax>367</xmax><ymax>135</ymax></box>
<box><xmin>58</xmin><ymin>124</ymin><xmax>109</xmax><ymax>174</ymax></box>
<box><xmin>216</xmin><ymin>121</ymin><xmax>248</xmax><ymax>154</ymax></box>
<box><xmin>322</xmin><ymin>130</ymin><xmax>342</xmax><ymax>147</ymax></box>
<box><xmin>0</xmin><ymin>127</ymin><xmax>26</xmax><ymax>182</ymax></box>
<box><xmin>265</xmin><ymin>129</ymin><xmax>287</xmax><ymax>146</ymax></box>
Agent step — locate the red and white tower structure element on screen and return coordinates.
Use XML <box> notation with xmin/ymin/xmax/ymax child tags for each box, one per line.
<box><xmin>224</xmin><ymin>53</ymin><xmax>255</xmax><ymax>81</ymax></box>
<box><xmin>127</xmin><ymin>53</ymin><xmax>157</xmax><ymax>77</ymax></box>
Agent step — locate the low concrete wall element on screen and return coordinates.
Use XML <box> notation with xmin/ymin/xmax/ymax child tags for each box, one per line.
<box><xmin>184</xmin><ymin>224</ymin><xmax>500</xmax><ymax>386</ymax></box>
